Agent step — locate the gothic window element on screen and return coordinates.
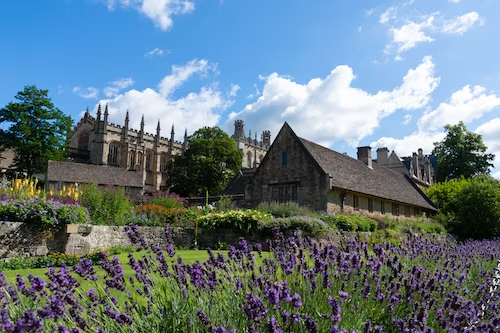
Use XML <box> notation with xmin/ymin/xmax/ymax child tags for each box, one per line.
<box><xmin>247</xmin><ymin>151</ymin><xmax>252</xmax><ymax>168</ymax></box>
<box><xmin>137</xmin><ymin>151</ymin><xmax>143</xmax><ymax>169</ymax></box>
<box><xmin>107</xmin><ymin>142</ymin><xmax>119</xmax><ymax>165</ymax></box>
<box><xmin>145</xmin><ymin>150</ymin><xmax>153</xmax><ymax>171</ymax></box>
<box><xmin>129</xmin><ymin>150</ymin><xmax>136</xmax><ymax>169</ymax></box>
<box><xmin>160</xmin><ymin>154</ymin><xmax>168</xmax><ymax>173</ymax></box>
<box><xmin>78</xmin><ymin>131</ymin><xmax>90</xmax><ymax>151</ymax></box>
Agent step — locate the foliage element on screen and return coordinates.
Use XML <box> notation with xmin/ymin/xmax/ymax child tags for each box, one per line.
<box><xmin>78</xmin><ymin>183</ymin><xmax>133</xmax><ymax>225</ymax></box>
<box><xmin>322</xmin><ymin>215</ymin><xmax>378</xmax><ymax>232</ymax></box>
<box><xmin>214</xmin><ymin>196</ymin><xmax>235</xmax><ymax>212</ymax></box>
<box><xmin>0</xmin><ymin>198</ymin><xmax>91</xmax><ymax>229</ymax></box>
<box><xmin>197</xmin><ymin>210</ymin><xmax>273</xmax><ymax>231</ymax></box>
<box><xmin>165</xmin><ymin>126</ymin><xmax>244</xmax><ymax>197</ymax></box>
<box><xmin>0</xmin><ymin>253</ymin><xmax>81</xmax><ymax>270</ymax></box>
<box><xmin>426</xmin><ymin>176</ymin><xmax>500</xmax><ymax>239</ymax></box>
<box><xmin>432</xmin><ymin>121</ymin><xmax>495</xmax><ymax>182</ymax></box>
<box><xmin>1</xmin><ymin>232</ymin><xmax>500</xmax><ymax>331</ymax></box>
<box><xmin>0</xmin><ymin>85</ymin><xmax>73</xmax><ymax>176</ymax></box>
<box><xmin>256</xmin><ymin>201</ymin><xmax>309</xmax><ymax>217</ymax></box>
<box><xmin>261</xmin><ymin>216</ymin><xmax>332</xmax><ymax>236</ymax></box>
<box><xmin>0</xmin><ymin>177</ymin><xmax>43</xmax><ymax>200</ymax></box>
<box><xmin>135</xmin><ymin>204</ymin><xmax>198</xmax><ymax>226</ymax></box>
<box><xmin>145</xmin><ymin>191</ymin><xmax>186</xmax><ymax>209</ymax></box>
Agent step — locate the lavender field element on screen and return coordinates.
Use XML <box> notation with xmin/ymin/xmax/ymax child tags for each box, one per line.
<box><xmin>1</xmin><ymin>225</ymin><xmax>500</xmax><ymax>332</ymax></box>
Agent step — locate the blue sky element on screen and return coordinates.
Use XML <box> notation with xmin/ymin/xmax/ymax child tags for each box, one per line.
<box><xmin>1</xmin><ymin>0</ymin><xmax>500</xmax><ymax>177</ymax></box>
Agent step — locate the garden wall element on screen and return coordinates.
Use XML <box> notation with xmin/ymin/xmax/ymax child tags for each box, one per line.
<box><xmin>0</xmin><ymin>222</ymin><xmax>454</xmax><ymax>258</ymax></box>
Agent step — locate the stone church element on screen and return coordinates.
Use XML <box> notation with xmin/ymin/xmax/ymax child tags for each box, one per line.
<box><xmin>44</xmin><ymin>105</ymin><xmax>272</xmax><ymax>194</ymax></box>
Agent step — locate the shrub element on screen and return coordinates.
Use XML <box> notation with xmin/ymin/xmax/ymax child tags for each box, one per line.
<box><xmin>214</xmin><ymin>196</ymin><xmax>235</xmax><ymax>212</ymax></box>
<box><xmin>147</xmin><ymin>192</ymin><xmax>186</xmax><ymax>209</ymax></box>
<box><xmin>135</xmin><ymin>205</ymin><xmax>198</xmax><ymax>226</ymax></box>
<box><xmin>79</xmin><ymin>183</ymin><xmax>133</xmax><ymax>225</ymax></box>
<box><xmin>330</xmin><ymin>215</ymin><xmax>357</xmax><ymax>231</ymax></box>
<box><xmin>257</xmin><ymin>201</ymin><xmax>308</xmax><ymax>218</ymax></box>
<box><xmin>261</xmin><ymin>216</ymin><xmax>332</xmax><ymax>236</ymax></box>
<box><xmin>0</xmin><ymin>198</ymin><xmax>91</xmax><ymax>229</ymax></box>
<box><xmin>0</xmin><ymin>252</ymin><xmax>81</xmax><ymax>270</ymax></box>
<box><xmin>197</xmin><ymin>210</ymin><xmax>273</xmax><ymax>231</ymax></box>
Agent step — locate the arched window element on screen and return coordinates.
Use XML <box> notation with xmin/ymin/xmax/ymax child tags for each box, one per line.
<box><xmin>137</xmin><ymin>151</ymin><xmax>143</xmax><ymax>169</ymax></box>
<box><xmin>108</xmin><ymin>142</ymin><xmax>119</xmax><ymax>165</ymax></box>
<box><xmin>160</xmin><ymin>154</ymin><xmax>168</xmax><ymax>173</ymax></box>
<box><xmin>145</xmin><ymin>150</ymin><xmax>153</xmax><ymax>171</ymax></box>
<box><xmin>78</xmin><ymin>131</ymin><xmax>90</xmax><ymax>151</ymax></box>
<box><xmin>247</xmin><ymin>151</ymin><xmax>252</xmax><ymax>168</ymax></box>
<box><xmin>129</xmin><ymin>150</ymin><xmax>136</xmax><ymax>169</ymax></box>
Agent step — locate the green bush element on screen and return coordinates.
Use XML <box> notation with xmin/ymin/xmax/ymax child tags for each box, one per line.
<box><xmin>214</xmin><ymin>196</ymin><xmax>235</xmax><ymax>212</ymax></box>
<box><xmin>261</xmin><ymin>216</ymin><xmax>332</xmax><ymax>236</ymax></box>
<box><xmin>0</xmin><ymin>252</ymin><xmax>81</xmax><ymax>270</ymax></box>
<box><xmin>197</xmin><ymin>210</ymin><xmax>273</xmax><ymax>231</ymax></box>
<box><xmin>148</xmin><ymin>192</ymin><xmax>185</xmax><ymax>209</ymax></box>
<box><xmin>79</xmin><ymin>183</ymin><xmax>133</xmax><ymax>225</ymax></box>
<box><xmin>0</xmin><ymin>198</ymin><xmax>91</xmax><ymax>229</ymax></box>
<box><xmin>256</xmin><ymin>201</ymin><xmax>309</xmax><ymax>218</ymax></box>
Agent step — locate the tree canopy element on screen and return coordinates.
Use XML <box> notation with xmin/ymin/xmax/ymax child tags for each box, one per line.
<box><xmin>0</xmin><ymin>85</ymin><xmax>73</xmax><ymax>177</ymax></box>
<box><xmin>165</xmin><ymin>126</ymin><xmax>243</xmax><ymax>197</ymax></box>
<box><xmin>432</xmin><ymin>121</ymin><xmax>495</xmax><ymax>182</ymax></box>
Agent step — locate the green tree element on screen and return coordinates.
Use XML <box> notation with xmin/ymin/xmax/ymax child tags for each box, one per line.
<box><xmin>426</xmin><ymin>176</ymin><xmax>500</xmax><ymax>240</ymax></box>
<box><xmin>166</xmin><ymin>126</ymin><xmax>243</xmax><ymax>197</ymax></box>
<box><xmin>0</xmin><ymin>86</ymin><xmax>73</xmax><ymax>176</ymax></box>
<box><xmin>432</xmin><ymin>121</ymin><xmax>495</xmax><ymax>182</ymax></box>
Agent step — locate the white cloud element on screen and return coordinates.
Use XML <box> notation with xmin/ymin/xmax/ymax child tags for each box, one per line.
<box><xmin>104</xmin><ymin>78</ymin><xmax>134</xmax><ymax>98</ymax></box>
<box><xmin>476</xmin><ymin>118</ymin><xmax>500</xmax><ymax>174</ymax></box>
<box><xmin>380</xmin><ymin>7</ymin><xmax>397</xmax><ymax>24</ymax></box>
<box><xmin>402</xmin><ymin>114</ymin><xmax>412</xmax><ymax>125</ymax></box>
<box><xmin>93</xmin><ymin>59</ymin><xmax>232</xmax><ymax>136</ymax></box>
<box><xmin>370</xmin><ymin>131</ymin><xmax>445</xmax><ymax>157</ymax></box>
<box><xmin>227</xmin><ymin>56</ymin><xmax>439</xmax><ymax>147</ymax></box>
<box><xmin>73</xmin><ymin>86</ymin><xmax>99</xmax><ymax>99</ymax></box>
<box><xmin>106</xmin><ymin>0</ymin><xmax>195</xmax><ymax>31</ymax></box>
<box><xmin>229</xmin><ymin>84</ymin><xmax>240</xmax><ymax>97</ymax></box>
<box><xmin>441</xmin><ymin>12</ymin><xmax>484</xmax><ymax>35</ymax></box>
<box><xmin>145</xmin><ymin>47</ymin><xmax>170</xmax><ymax>57</ymax></box>
<box><xmin>386</xmin><ymin>16</ymin><xmax>435</xmax><ymax>54</ymax></box>
<box><xmin>247</xmin><ymin>84</ymin><xmax>261</xmax><ymax>99</ymax></box>
<box><xmin>419</xmin><ymin>85</ymin><xmax>500</xmax><ymax>131</ymax></box>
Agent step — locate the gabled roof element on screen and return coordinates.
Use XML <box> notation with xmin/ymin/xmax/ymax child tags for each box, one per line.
<box><xmin>224</xmin><ymin>168</ymin><xmax>256</xmax><ymax>195</ymax></box>
<box><xmin>295</xmin><ymin>134</ymin><xmax>436</xmax><ymax>211</ymax></box>
<box><xmin>47</xmin><ymin>160</ymin><xmax>143</xmax><ymax>188</ymax></box>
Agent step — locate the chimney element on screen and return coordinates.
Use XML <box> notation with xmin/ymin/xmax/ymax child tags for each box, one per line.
<box><xmin>357</xmin><ymin>146</ymin><xmax>373</xmax><ymax>169</ymax></box>
<box><xmin>376</xmin><ymin>147</ymin><xmax>389</xmax><ymax>165</ymax></box>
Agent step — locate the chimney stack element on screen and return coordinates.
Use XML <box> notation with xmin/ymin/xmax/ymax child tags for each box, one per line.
<box><xmin>357</xmin><ymin>146</ymin><xmax>373</xmax><ymax>169</ymax></box>
<box><xmin>376</xmin><ymin>147</ymin><xmax>389</xmax><ymax>165</ymax></box>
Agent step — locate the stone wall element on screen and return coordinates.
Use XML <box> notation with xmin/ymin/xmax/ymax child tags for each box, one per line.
<box><xmin>0</xmin><ymin>222</ymin><xmax>454</xmax><ymax>258</ymax></box>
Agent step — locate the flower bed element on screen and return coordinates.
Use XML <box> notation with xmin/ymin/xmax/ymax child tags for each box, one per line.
<box><xmin>0</xmin><ymin>229</ymin><xmax>499</xmax><ymax>331</ymax></box>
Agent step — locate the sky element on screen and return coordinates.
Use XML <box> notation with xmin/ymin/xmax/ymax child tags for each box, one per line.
<box><xmin>1</xmin><ymin>0</ymin><xmax>500</xmax><ymax>177</ymax></box>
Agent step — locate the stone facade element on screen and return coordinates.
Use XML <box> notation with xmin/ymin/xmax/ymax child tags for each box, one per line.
<box><xmin>245</xmin><ymin>124</ymin><xmax>329</xmax><ymax>211</ymax></box>
<box><xmin>231</xmin><ymin>120</ymin><xmax>271</xmax><ymax>169</ymax></box>
<box><xmin>246</xmin><ymin>122</ymin><xmax>437</xmax><ymax>219</ymax></box>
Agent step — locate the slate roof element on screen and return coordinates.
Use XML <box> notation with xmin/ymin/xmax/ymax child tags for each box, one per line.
<box><xmin>224</xmin><ymin>168</ymin><xmax>256</xmax><ymax>195</ymax></box>
<box><xmin>46</xmin><ymin>160</ymin><xmax>143</xmax><ymax>188</ymax></box>
<box><xmin>298</xmin><ymin>137</ymin><xmax>436</xmax><ymax>210</ymax></box>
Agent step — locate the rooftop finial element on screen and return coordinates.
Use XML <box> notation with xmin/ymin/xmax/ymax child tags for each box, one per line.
<box><xmin>157</xmin><ymin>120</ymin><xmax>161</xmax><ymax>131</ymax></box>
<box><xmin>171</xmin><ymin>124</ymin><xmax>175</xmax><ymax>135</ymax></box>
<box><xmin>104</xmin><ymin>104</ymin><xmax>109</xmax><ymax>116</ymax></box>
<box><xmin>184</xmin><ymin>128</ymin><xmax>188</xmax><ymax>137</ymax></box>
<box><xmin>125</xmin><ymin>110</ymin><xmax>129</xmax><ymax>121</ymax></box>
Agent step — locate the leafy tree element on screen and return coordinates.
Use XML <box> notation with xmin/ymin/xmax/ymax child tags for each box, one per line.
<box><xmin>0</xmin><ymin>86</ymin><xmax>73</xmax><ymax>176</ymax></box>
<box><xmin>432</xmin><ymin>121</ymin><xmax>495</xmax><ymax>182</ymax></box>
<box><xmin>166</xmin><ymin>126</ymin><xmax>243</xmax><ymax>197</ymax></box>
<box><xmin>426</xmin><ymin>176</ymin><xmax>500</xmax><ymax>240</ymax></box>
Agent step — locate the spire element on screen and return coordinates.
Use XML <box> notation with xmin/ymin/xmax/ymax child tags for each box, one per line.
<box><xmin>103</xmin><ymin>104</ymin><xmax>109</xmax><ymax>128</ymax></box>
<box><xmin>157</xmin><ymin>120</ymin><xmax>161</xmax><ymax>131</ymax></box>
<box><xmin>84</xmin><ymin>107</ymin><xmax>89</xmax><ymax>117</ymax></box>
<box><xmin>171</xmin><ymin>124</ymin><xmax>175</xmax><ymax>135</ymax></box>
<box><xmin>124</xmin><ymin>110</ymin><xmax>129</xmax><ymax>128</ymax></box>
<box><xmin>140</xmin><ymin>114</ymin><xmax>145</xmax><ymax>129</ymax></box>
<box><xmin>104</xmin><ymin>104</ymin><xmax>109</xmax><ymax>117</ymax></box>
<box><xmin>96</xmin><ymin>104</ymin><xmax>102</xmax><ymax>120</ymax></box>
<box><xmin>184</xmin><ymin>128</ymin><xmax>188</xmax><ymax>138</ymax></box>
<box><xmin>182</xmin><ymin>128</ymin><xmax>188</xmax><ymax>155</ymax></box>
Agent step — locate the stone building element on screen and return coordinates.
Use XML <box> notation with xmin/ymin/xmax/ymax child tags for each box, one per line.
<box><xmin>64</xmin><ymin>104</ymin><xmax>188</xmax><ymax>193</ymax></box>
<box><xmin>375</xmin><ymin>147</ymin><xmax>437</xmax><ymax>187</ymax></box>
<box><xmin>245</xmin><ymin>122</ymin><xmax>437</xmax><ymax>218</ymax></box>
<box><xmin>231</xmin><ymin>120</ymin><xmax>271</xmax><ymax>169</ymax></box>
